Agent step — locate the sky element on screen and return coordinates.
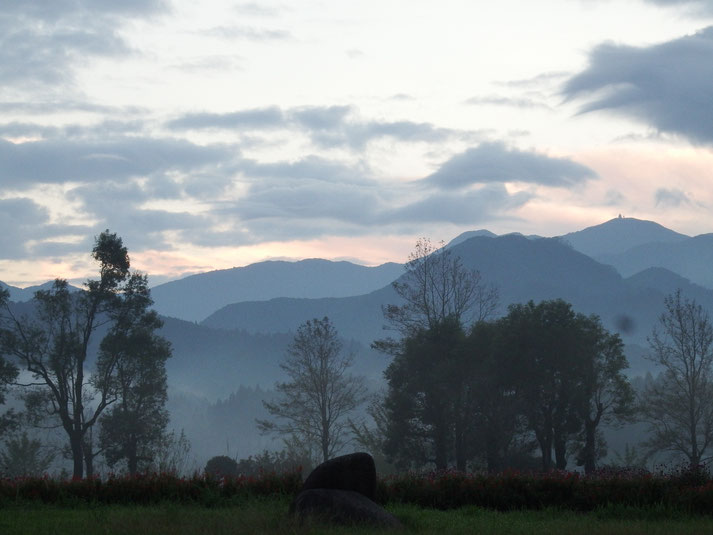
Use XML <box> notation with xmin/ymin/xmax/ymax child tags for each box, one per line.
<box><xmin>2</xmin><ymin>0</ymin><xmax>713</xmax><ymax>287</ymax></box>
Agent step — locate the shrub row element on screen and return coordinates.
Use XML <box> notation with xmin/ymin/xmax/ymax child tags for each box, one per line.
<box><xmin>376</xmin><ymin>466</ymin><xmax>713</xmax><ymax>514</ymax></box>
<box><xmin>4</xmin><ymin>465</ymin><xmax>713</xmax><ymax>513</ymax></box>
<box><xmin>0</xmin><ymin>470</ymin><xmax>303</xmax><ymax>507</ymax></box>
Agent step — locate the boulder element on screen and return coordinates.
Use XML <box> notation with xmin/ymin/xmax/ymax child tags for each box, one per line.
<box><xmin>300</xmin><ymin>451</ymin><xmax>376</xmax><ymax>501</ymax></box>
<box><xmin>291</xmin><ymin>488</ymin><xmax>402</xmax><ymax>529</ymax></box>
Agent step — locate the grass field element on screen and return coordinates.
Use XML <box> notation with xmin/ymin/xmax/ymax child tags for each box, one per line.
<box><xmin>2</xmin><ymin>497</ymin><xmax>713</xmax><ymax>535</ymax></box>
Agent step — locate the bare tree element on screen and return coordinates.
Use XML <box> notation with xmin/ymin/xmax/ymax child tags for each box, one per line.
<box><xmin>380</xmin><ymin>238</ymin><xmax>498</xmax><ymax>343</ymax></box>
<box><xmin>257</xmin><ymin>317</ymin><xmax>367</xmax><ymax>463</ymax></box>
<box><xmin>640</xmin><ymin>290</ymin><xmax>713</xmax><ymax>466</ymax></box>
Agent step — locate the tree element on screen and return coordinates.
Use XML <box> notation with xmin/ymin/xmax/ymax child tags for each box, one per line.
<box><xmin>205</xmin><ymin>455</ymin><xmax>238</xmax><ymax>478</ymax></box>
<box><xmin>639</xmin><ymin>290</ymin><xmax>713</xmax><ymax>466</ymax></box>
<box><xmin>500</xmin><ymin>300</ymin><xmax>631</xmax><ymax>471</ymax></box>
<box><xmin>382</xmin><ymin>317</ymin><xmax>466</xmax><ymax>470</ymax></box>
<box><xmin>0</xmin><ymin>231</ymin><xmax>163</xmax><ymax>478</ymax></box>
<box><xmin>376</xmin><ymin>238</ymin><xmax>498</xmax><ymax>471</ymax></box>
<box><xmin>97</xmin><ymin>296</ymin><xmax>172</xmax><ymax>475</ymax></box>
<box><xmin>465</xmin><ymin>320</ymin><xmax>530</xmax><ymax>473</ymax></box>
<box><xmin>152</xmin><ymin>429</ymin><xmax>193</xmax><ymax>475</ymax></box>
<box><xmin>377</xmin><ymin>238</ymin><xmax>497</xmax><ymax>349</ymax></box>
<box><xmin>574</xmin><ymin>318</ymin><xmax>634</xmax><ymax>474</ymax></box>
<box><xmin>0</xmin><ymin>432</ymin><xmax>55</xmax><ymax>477</ymax></box>
<box><xmin>257</xmin><ymin>317</ymin><xmax>367</xmax><ymax>463</ymax></box>
<box><xmin>0</xmin><ymin>291</ymin><xmax>18</xmax><ymax>437</ymax></box>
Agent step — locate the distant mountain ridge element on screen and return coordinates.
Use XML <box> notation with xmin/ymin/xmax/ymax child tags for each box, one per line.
<box><xmin>150</xmin><ymin>258</ymin><xmax>403</xmax><ymax>322</ymax></box>
<box><xmin>201</xmin><ymin>234</ymin><xmax>713</xmax><ymax>355</ymax></box>
<box><xmin>597</xmin><ymin>234</ymin><xmax>713</xmax><ymax>289</ymax></box>
<box><xmin>0</xmin><ymin>280</ymin><xmax>80</xmax><ymax>302</ymax></box>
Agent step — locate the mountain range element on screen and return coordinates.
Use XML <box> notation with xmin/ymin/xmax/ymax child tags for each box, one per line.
<box><xmin>149</xmin><ymin>258</ymin><xmax>403</xmax><ymax>323</ymax></box>
<box><xmin>4</xmin><ymin>216</ymin><xmax>713</xmax><ymax>399</ymax></box>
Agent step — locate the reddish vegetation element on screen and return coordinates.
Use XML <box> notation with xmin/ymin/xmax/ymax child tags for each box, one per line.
<box><xmin>2</xmin><ymin>466</ymin><xmax>713</xmax><ymax>514</ymax></box>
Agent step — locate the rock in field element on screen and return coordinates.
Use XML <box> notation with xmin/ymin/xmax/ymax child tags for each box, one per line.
<box><xmin>300</xmin><ymin>451</ymin><xmax>377</xmax><ymax>500</ymax></box>
<box><xmin>291</xmin><ymin>488</ymin><xmax>402</xmax><ymax>529</ymax></box>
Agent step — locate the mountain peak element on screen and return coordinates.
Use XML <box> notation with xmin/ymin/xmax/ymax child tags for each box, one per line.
<box><xmin>559</xmin><ymin>217</ymin><xmax>689</xmax><ymax>258</ymax></box>
<box><xmin>446</xmin><ymin>229</ymin><xmax>497</xmax><ymax>248</ymax></box>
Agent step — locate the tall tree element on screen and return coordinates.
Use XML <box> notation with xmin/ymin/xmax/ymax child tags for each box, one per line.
<box><xmin>640</xmin><ymin>290</ymin><xmax>713</xmax><ymax>466</ymax></box>
<box><xmin>97</xmin><ymin>282</ymin><xmax>172</xmax><ymax>475</ymax></box>
<box><xmin>501</xmin><ymin>300</ymin><xmax>594</xmax><ymax>470</ymax></box>
<box><xmin>376</xmin><ymin>238</ymin><xmax>498</xmax><ymax>471</ymax></box>
<box><xmin>257</xmin><ymin>317</ymin><xmax>367</xmax><ymax>462</ymax></box>
<box><xmin>0</xmin><ymin>231</ymin><xmax>161</xmax><ymax>478</ymax></box>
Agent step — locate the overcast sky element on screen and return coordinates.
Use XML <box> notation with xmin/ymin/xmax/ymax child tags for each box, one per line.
<box><xmin>2</xmin><ymin>0</ymin><xmax>713</xmax><ymax>287</ymax></box>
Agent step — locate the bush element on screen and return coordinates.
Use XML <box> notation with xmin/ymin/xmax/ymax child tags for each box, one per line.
<box><xmin>204</xmin><ymin>456</ymin><xmax>238</xmax><ymax>478</ymax></box>
<box><xmin>0</xmin><ymin>470</ymin><xmax>303</xmax><ymax>506</ymax></box>
<box><xmin>235</xmin><ymin>449</ymin><xmax>307</xmax><ymax>477</ymax></box>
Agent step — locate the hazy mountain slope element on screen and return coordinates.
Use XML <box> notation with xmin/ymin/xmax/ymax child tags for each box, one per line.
<box><xmin>201</xmin><ymin>234</ymin><xmax>713</xmax><ymax>355</ymax></box>
<box><xmin>161</xmin><ymin>316</ymin><xmax>385</xmax><ymax>399</ymax></box>
<box><xmin>201</xmin><ymin>285</ymin><xmax>397</xmax><ymax>344</ymax></box>
<box><xmin>560</xmin><ymin>216</ymin><xmax>688</xmax><ymax>258</ymax></box>
<box><xmin>0</xmin><ymin>280</ymin><xmax>79</xmax><ymax>302</ymax></box>
<box><xmin>598</xmin><ymin>234</ymin><xmax>713</xmax><ymax>289</ymax></box>
<box><xmin>202</xmin><ymin>235</ymin><xmax>648</xmax><ymax>345</ymax></box>
<box><xmin>0</xmin><ymin>281</ymin><xmax>22</xmax><ymax>302</ymax></box>
<box><xmin>151</xmin><ymin>259</ymin><xmax>403</xmax><ymax>322</ymax></box>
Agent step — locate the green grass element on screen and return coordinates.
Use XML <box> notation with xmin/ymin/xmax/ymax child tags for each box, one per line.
<box><xmin>2</xmin><ymin>497</ymin><xmax>713</xmax><ymax>534</ymax></box>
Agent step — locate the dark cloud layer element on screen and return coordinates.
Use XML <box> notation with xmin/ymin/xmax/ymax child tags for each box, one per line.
<box><xmin>425</xmin><ymin>142</ymin><xmax>596</xmax><ymax>190</ymax></box>
<box><xmin>0</xmin><ymin>197</ymin><xmax>93</xmax><ymax>260</ymax></box>
<box><xmin>563</xmin><ymin>27</ymin><xmax>713</xmax><ymax>144</ymax></box>
<box><xmin>0</xmin><ymin>137</ymin><xmax>234</xmax><ymax>188</ymax></box>
<box><xmin>387</xmin><ymin>185</ymin><xmax>531</xmax><ymax>225</ymax></box>
<box><xmin>0</xmin><ymin>1</ymin><xmax>167</xmax><ymax>89</ymax></box>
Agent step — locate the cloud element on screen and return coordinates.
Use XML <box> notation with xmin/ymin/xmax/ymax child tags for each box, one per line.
<box><xmin>655</xmin><ymin>187</ymin><xmax>691</xmax><ymax>207</ymax></box>
<box><xmin>67</xmin><ymin>181</ymin><xmax>212</xmax><ymax>251</ymax></box>
<box><xmin>0</xmin><ymin>198</ymin><xmax>93</xmax><ymax>260</ymax></box>
<box><xmin>0</xmin><ymin>119</ymin><xmax>146</xmax><ymax>140</ymax></box>
<box><xmin>202</xmin><ymin>25</ymin><xmax>292</xmax><ymax>41</ymax></box>
<box><xmin>0</xmin><ymin>137</ymin><xmax>234</xmax><ymax>188</ymax></box>
<box><xmin>233</xmin><ymin>3</ymin><xmax>281</xmax><ymax>17</ymax></box>
<box><xmin>464</xmin><ymin>96</ymin><xmax>552</xmax><ymax>110</ymax></box>
<box><xmin>425</xmin><ymin>142</ymin><xmax>596</xmax><ymax>190</ymax></box>
<box><xmin>644</xmin><ymin>0</ymin><xmax>713</xmax><ymax>15</ymax></box>
<box><xmin>206</xmin><ymin>156</ymin><xmax>534</xmax><ymax>243</ymax></box>
<box><xmin>238</xmin><ymin>155</ymin><xmax>371</xmax><ymax>184</ymax></box>
<box><xmin>0</xmin><ymin>1</ymin><xmax>168</xmax><ymax>89</ymax></box>
<box><xmin>166</xmin><ymin>105</ymin><xmax>461</xmax><ymax>149</ymax></box>
<box><xmin>386</xmin><ymin>185</ymin><xmax>532</xmax><ymax>225</ymax></box>
<box><xmin>563</xmin><ymin>27</ymin><xmax>713</xmax><ymax>145</ymax></box>
<box><xmin>166</xmin><ymin>107</ymin><xmax>285</xmax><ymax>130</ymax></box>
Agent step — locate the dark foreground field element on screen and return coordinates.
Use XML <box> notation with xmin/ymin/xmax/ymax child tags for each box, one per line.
<box><xmin>3</xmin><ymin>497</ymin><xmax>713</xmax><ymax>535</ymax></box>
